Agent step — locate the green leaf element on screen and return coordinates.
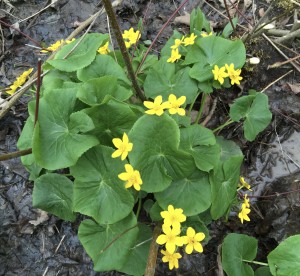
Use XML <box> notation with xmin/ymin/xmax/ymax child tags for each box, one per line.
<box><xmin>119</xmin><ymin>224</ymin><xmax>152</xmax><ymax>276</ymax></box>
<box><xmin>32</xmin><ymin>88</ymin><xmax>99</xmax><ymax>170</ymax></box>
<box><xmin>77</xmin><ymin>76</ymin><xmax>132</xmax><ymax>106</ymax></box>
<box><xmin>70</xmin><ymin>145</ymin><xmax>134</xmax><ymax>224</ymax></box>
<box><xmin>255</xmin><ymin>267</ymin><xmax>272</xmax><ymax>276</ymax></box>
<box><xmin>129</xmin><ymin>114</ymin><xmax>195</xmax><ymax>193</ymax></box>
<box><xmin>222</xmin><ymin>233</ymin><xmax>258</xmax><ymax>276</ymax></box>
<box><xmin>190</xmin><ymin>8</ymin><xmax>211</xmax><ymax>33</ymax></box>
<box><xmin>144</xmin><ymin>59</ymin><xmax>198</xmax><ymax>104</ymax></box>
<box><xmin>189</xmin><ymin>36</ymin><xmax>246</xmax><ymax>82</ymax></box>
<box><xmin>17</xmin><ymin>114</ymin><xmax>42</xmax><ymax>180</ymax></box>
<box><xmin>268</xmin><ymin>235</ymin><xmax>300</xmax><ymax>276</ymax></box>
<box><xmin>84</xmin><ymin>98</ymin><xmax>141</xmax><ymax>146</ymax></box>
<box><xmin>230</xmin><ymin>93</ymin><xmax>272</xmax><ymax>141</ymax></box>
<box><xmin>77</xmin><ymin>54</ymin><xmax>131</xmax><ymax>86</ymax></box>
<box><xmin>180</xmin><ymin>125</ymin><xmax>220</xmax><ymax>172</ymax></box>
<box><xmin>155</xmin><ymin>170</ymin><xmax>211</xmax><ymax>216</ymax></box>
<box><xmin>149</xmin><ymin>201</ymin><xmax>163</xmax><ymax>221</ymax></box>
<box><xmin>210</xmin><ymin>137</ymin><xmax>243</xmax><ymax>219</ymax></box>
<box><xmin>47</xmin><ymin>33</ymin><xmax>108</xmax><ymax>72</ymax></box>
<box><xmin>33</xmin><ymin>173</ymin><xmax>76</xmax><ymax>221</ymax></box>
<box><xmin>78</xmin><ymin>213</ymin><xmax>139</xmax><ymax>272</ymax></box>
<box><xmin>222</xmin><ymin>17</ymin><xmax>238</xmax><ymax>38</ymax></box>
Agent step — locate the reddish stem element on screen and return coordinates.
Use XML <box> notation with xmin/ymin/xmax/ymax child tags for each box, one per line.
<box><xmin>223</xmin><ymin>0</ymin><xmax>235</xmax><ymax>32</ymax></box>
<box><xmin>0</xmin><ymin>19</ymin><xmax>42</xmax><ymax>47</ymax></box>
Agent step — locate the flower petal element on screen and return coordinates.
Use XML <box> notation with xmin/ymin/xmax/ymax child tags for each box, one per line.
<box><xmin>112</xmin><ymin>138</ymin><xmax>122</xmax><ymax>148</ymax></box>
<box><xmin>195</xmin><ymin>232</ymin><xmax>205</xmax><ymax>242</ymax></box>
<box><xmin>118</xmin><ymin>172</ymin><xmax>129</xmax><ymax>181</ymax></box>
<box><xmin>156</xmin><ymin>234</ymin><xmax>167</xmax><ymax>245</ymax></box>
<box><xmin>111</xmin><ymin>150</ymin><xmax>121</xmax><ymax>158</ymax></box>
<box><xmin>185</xmin><ymin>244</ymin><xmax>193</xmax><ymax>254</ymax></box>
<box><xmin>187</xmin><ymin>227</ymin><xmax>195</xmax><ymax>238</ymax></box>
<box><xmin>194</xmin><ymin>242</ymin><xmax>203</xmax><ymax>253</ymax></box>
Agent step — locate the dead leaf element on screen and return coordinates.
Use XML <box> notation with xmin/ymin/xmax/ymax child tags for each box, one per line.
<box><xmin>174</xmin><ymin>13</ymin><xmax>190</xmax><ymax>26</ymax></box>
<box><xmin>218</xmin><ymin>0</ymin><xmax>237</xmax><ymax>8</ymax></box>
<box><xmin>29</xmin><ymin>210</ymin><xmax>49</xmax><ymax>226</ymax></box>
<box><xmin>259</xmin><ymin>8</ymin><xmax>265</xmax><ymax>18</ymax></box>
<box><xmin>244</xmin><ymin>0</ymin><xmax>252</xmax><ymax>9</ymax></box>
<box><xmin>287</xmin><ymin>83</ymin><xmax>300</xmax><ymax>94</ymax></box>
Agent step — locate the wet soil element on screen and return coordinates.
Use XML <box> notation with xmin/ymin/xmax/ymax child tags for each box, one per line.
<box><xmin>1</xmin><ymin>0</ymin><xmax>300</xmax><ymax>275</ymax></box>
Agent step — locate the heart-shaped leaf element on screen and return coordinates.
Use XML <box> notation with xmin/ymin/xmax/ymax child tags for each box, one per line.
<box><xmin>47</xmin><ymin>33</ymin><xmax>108</xmax><ymax>72</ymax></box>
<box><xmin>78</xmin><ymin>213</ymin><xmax>139</xmax><ymax>272</ymax></box>
<box><xmin>222</xmin><ymin>233</ymin><xmax>258</xmax><ymax>276</ymax></box>
<box><xmin>32</xmin><ymin>88</ymin><xmax>99</xmax><ymax>170</ymax></box>
<box><xmin>70</xmin><ymin>145</ymin><xmax>134</xmax><ymax>224</ymax></box>
<box><xmin>33</xmin><ymin>173</ymin><xmax>76</xmax><ymax>221</ymax></box>
<box><xmin>230</xmin><ymin>93</ymin><xmax>272</xmax><ymax>141</ymax></box>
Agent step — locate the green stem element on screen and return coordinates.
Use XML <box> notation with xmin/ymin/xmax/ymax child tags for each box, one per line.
<box><xmin>187</xmin><ymin>91</ymin><xmax>200</xmax><ymax>117</ymax></box>
<box><xmin>0</xmin><ymin>148</ymin><xmax>32</xmax><ymax>161</ymax></box>
<box><xmin>212</xmin><ymin>119</ymin><xmax>234</xmax><ymax>133</ymax></box>
<box><xmin>242</xmin><ymin>260</ymin><xmax>269</xmax><ymax>266</ymax></box>
<box><xmin>195</xmin><ymin>93</ymin><xmax>207</xmax><ymax>124</ymax></box>
<box><xmin>136</xmin><ymin>198</ymin><xmax>142</xmax><ymax>219</ymax></box>
<box><xmin>102</xmin><ymin>0</ymin><xmax>145</xmax><ymax>101</ymax></box>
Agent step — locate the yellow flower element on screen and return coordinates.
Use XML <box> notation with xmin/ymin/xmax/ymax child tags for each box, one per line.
<box><xmin>201</xmin><ymin>31</ymin><xmax>213</xmax><ymax>37</ymax></box>
<box><xmin>238</xmin><ymin>203</ymin><xmax>251</xmax><ymax>224</ymax></box>
<box><xmin>167</xmin><ymin>48</ymin><xmax>181</xmax><ymax>63</ymax></box>
<box><xmin>161</xmin><ymin>249</ymin><xmax>182</xmax><ymax>270</ymax></box>
<box><xmin>212</xmin><ymin>65</ymin><xmax>228</xmax><ymax>85</ymax></box>
<box><xmin>156</xmin><ymin>224</ymin><xmax>183</xmax><ymax>253</ymax></box>
<box><xmin>97</xmin><ymin>42</ymin><xmax>110</xmax><ymax>55</ymax></box>
<box><xmin>238</xmin><ymin>176</ymin><xmax>252</xmax><ymax>191</ymax></box>
<box><xmin>118</xmin><ymin>164</ymin><xmax>143</xmax><ymax>191</ymax></box>
<box><xmin>170</xmin><ymin>36</ymin><xmax>185</xmax><ymax>49</ymax></box>
<box><xmin>182</xmin><ymin>227</ymin><xmax>205</xmax><ymax>254</ymax></box>
<box><xmin>225</xmin><ymin>63</ymin><xmax>243</xmax><ymax>85</ymax></box>
<box><xmin>40</xmin><ymin>39</ymin><xmax>64</xmax><ymax>53</ymax></box>
<box><xmin>111</xmin><ymin>133</ymin><xmax>133</xmax><ymax>160</ymax></box>
<box><xmin>122</xmin><ymin>28</ymin><xmax>141</xmax><ymax>48</ymax></box>
<box><xmin>160</xmin><ymin>204</ymin><xmax>186</xmax><ymax>230</ymax></box>
<box><xmin>6</xmin><ymin>68</ymin><xmax>34</xmax><ymax>95</ymax></box>
<box><xmin>243</xmin><ymin>194</ymin><xmax>250</xmax><ymax>208</ymax></box>
<box><xmin>166</xmin><ymin>94</ymin><xmax>186</xmax><ymax>116</ymax></box>
<box><xmin>183</xmin><ymin>33</ymin><xmax>197</xmax><ymax>46</ymax></box>
<box><xmin>144</xmin><ymin>95</ymin><xmax>169</xmax><ymax>116</ymax></box>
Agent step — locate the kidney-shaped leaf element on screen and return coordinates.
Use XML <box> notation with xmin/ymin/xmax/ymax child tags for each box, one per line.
<box><xmin>78</xmin><ymin>213</ymin><xmax>139</xmax><ymax>272</ymax></box>
<box><xmin>85</xmin><ymin>98</ymin><xmax>142</xmax><ymax>146</ymax></box>
<box><xmin>155</xmin><ymin>169</ymin><xmax>211</xmax><ymax>216</ymax></box>
<box><xmin>119</xmin><ymin>224</ymin><xmax>152</xmax><ymax>276</ymax></box>
<box><xmin>129</xmin><ymin>114</ymin><xmax>195</xmax><ymax>193</ymax></box>
<box><xmin>32</xmin><ymin>88</ymin><xmax>99</xmax><ymax>170</ymax></box>
<box><xmin>33</xmin><ymin>173</ymin><xmax>76</xmax><ymax>221</ymax></box>
<box><xmin>222</xmin><ymin>233</ymin><xmax>258</xmax><ymax>276</ymax></box>
<box><xmin>77</xmin><ymin>54</ymin><xmax>131</xmax><ymax>86</ymax></box>
<box><xmin>230</xmin><ymin>93</ymin><xmax>272</xmax><ymax>142</ymax></box>
<box><xmin>77</xmin><ymin>76</ymin><xmax>132</xmax><ymax>106</ymax></box>
<box><xmin>47</xmin><ymin>33</ymin><xmax>108</xmax><ymax>72</ymax></box>
<box><xmin>268</xmin><ymin>235</ymin><xmax>300</xmax><ymax>276</ymax></box>
<box><xmin>180</xmin><ymin>125</ymin><xmax>220</xmax><ymax>172</ymax></box>
<box><xmin>70</xmin><ymin>145</ymin><xmax>134</xmax><ymax>224</ymax></box>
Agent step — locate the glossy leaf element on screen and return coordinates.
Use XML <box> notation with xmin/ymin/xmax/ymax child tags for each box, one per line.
<box><xmin>120</xmin><ymin>224</ymin><xmax>152</xmax><ymax>276</ymax></box>
<box><xmin>222</xmin><ymin>233</ymin><xmax>258</xmax><ymax>276</ymax></box>
<box><xmin>129</xmin><ymin>114</ymin><xmax>195</xmax><ymax>193</ymax></box>
<box><xmin>32</xmin><ymin>88</ymin><xmax>99</xmax><ymax>170</ymax></box>
<box><xmin>268</xmin><ymin>235</ymin><xmax>300</xmax><ymax>276</ymax></box>
<box><xmin>33</xmin><ymin>173</ymin><xmax>76</xmax><ymax>221</ymax></box>
<box><xmin>78</xmin><ymin>213</ymin><xmax>139</xmax><ymax>271</ymax></box>
<box><xmin>47</xmin><ymin>33</ymin><xmax>107</xmax><ymax>72</ymax></box>
<box><xmin>77</xmin><ymin>54</ymin><xmax>131</xmax><ymax>86</ymax></box>
<box><xmin>155</xmin><ymin>170</ymin><xmax>211</xmax><ymax>216</ymax></box>
<box><xmin>70</xmin><ymin>145</ymin><xmax>134</xmax><ymax>224</ymax></box>
<box><xmin>230</xmin><ymin>93</ymin><xmax>272</xmax><ymax>142</ymax></box>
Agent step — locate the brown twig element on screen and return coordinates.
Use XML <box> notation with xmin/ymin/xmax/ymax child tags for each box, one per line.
<box><xmin>145</xmin><ymin>222</ymin><xmax>162</xmax><ymax>276</ymax></box>
<box><xmin>260</xmin><ymin>70</ymin><xmax>293</xmax><ymax>93</ymax></box>
<box><xmin>0</xmin><ymin>148</ymin><xmax>32</xmax><ymax>161</ymax></box>
<box><xmin>223</xmin><ymin>0</ymin><xmax>235</xmax><ymax>32</ymax></box>
<box><xmin>268</xmin><ymin>53</ymin><xmax>300</xmax><ymax>69</ymax></box>
<box><xmin>102</xmin><ymin>0</ymin><xmax>145</xmax><ymax>101</ymax></box>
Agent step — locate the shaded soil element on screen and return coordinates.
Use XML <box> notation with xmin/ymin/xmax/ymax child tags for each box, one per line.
<box><xmin>1</xmin><ymin>0</ymin><xmax>300</xmax><ymax>275</ymax></box>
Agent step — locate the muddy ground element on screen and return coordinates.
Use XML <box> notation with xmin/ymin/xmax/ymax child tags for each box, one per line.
<box><xmin>0</xmin><ymin>0</ymin><xmax>300</xmax><ymax>275</ymax></box>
